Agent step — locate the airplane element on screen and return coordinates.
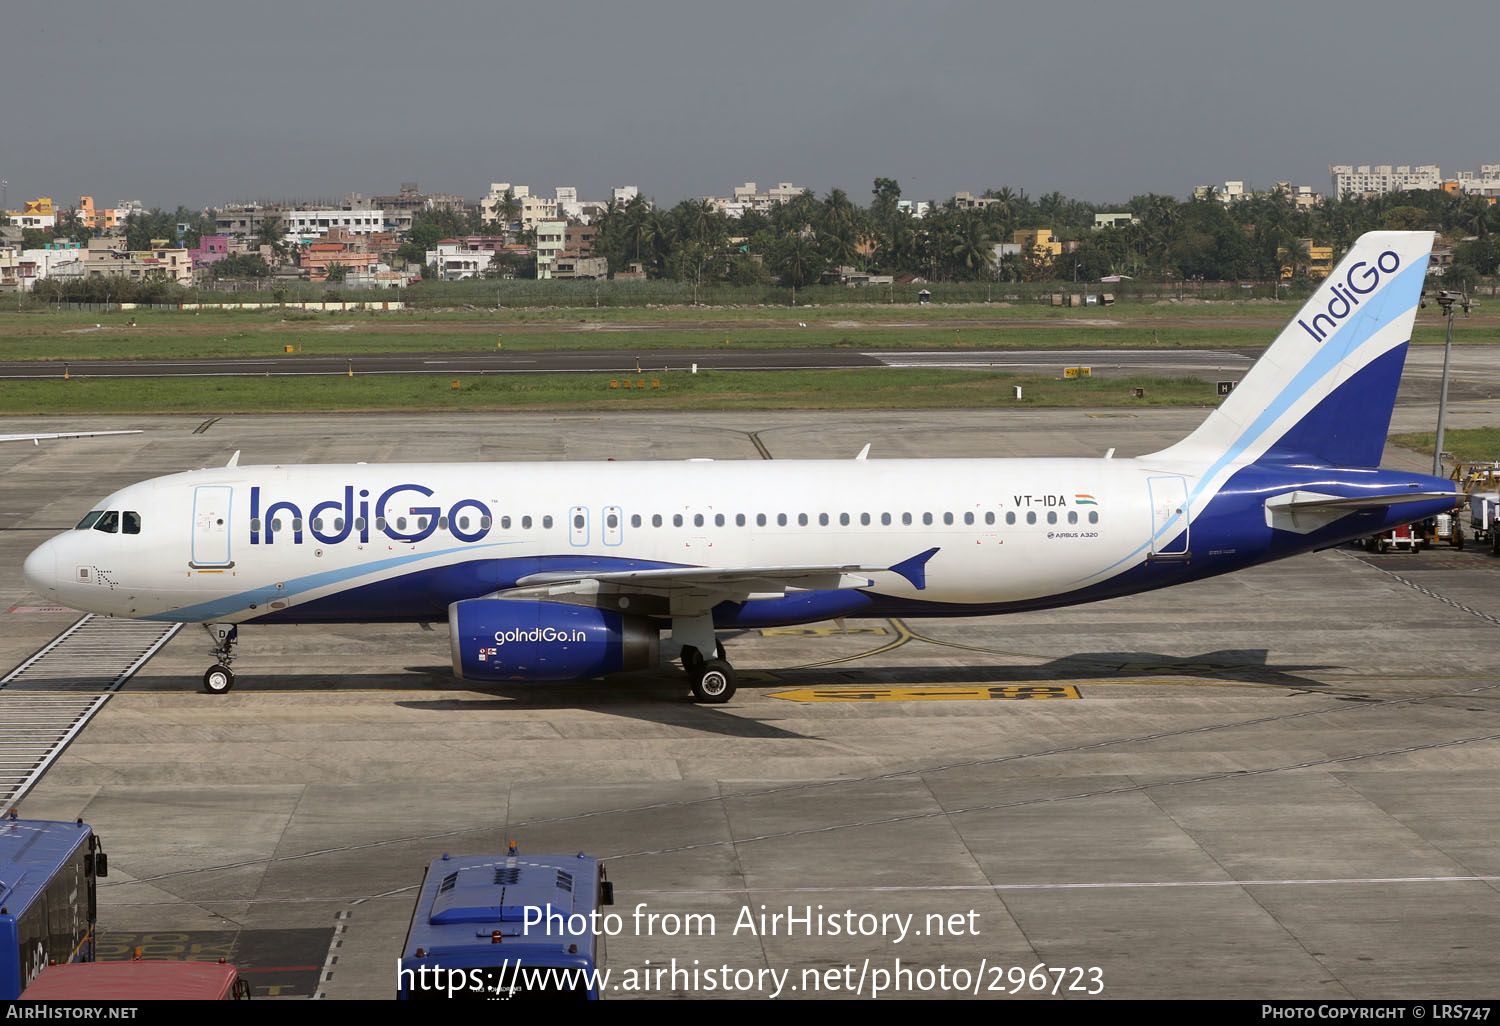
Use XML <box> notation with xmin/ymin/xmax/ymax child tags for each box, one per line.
<box><xmin>21</xmin><ymin>231</ymin><xmax>1464</xmax><ymax>703</ymax></box>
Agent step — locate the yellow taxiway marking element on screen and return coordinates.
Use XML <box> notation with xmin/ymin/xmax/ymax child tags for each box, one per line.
<box><xmin>761</xmin><ymin>625</ymin><xmax>889</xmax><ymax>637</ymax></box>
<box><xmin>769</xmin><ymin>684</ymin><xmax>1081</xmax><ymax>703</ymax></box>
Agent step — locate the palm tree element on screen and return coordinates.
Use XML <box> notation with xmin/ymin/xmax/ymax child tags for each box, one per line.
<box><xmin>950</xmin><ymin>219</ymin><xmax>996</xmax><ymax>281</ymax></box>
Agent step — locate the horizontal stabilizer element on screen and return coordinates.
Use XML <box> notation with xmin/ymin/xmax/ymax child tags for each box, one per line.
<box><xmin>1264</xmin><ymin>489</ymin><xmax>1465</xmax><ymax>534</ymax></box>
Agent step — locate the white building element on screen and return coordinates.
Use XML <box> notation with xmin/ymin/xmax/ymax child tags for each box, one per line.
<box><xmin>1330</xmin><ymin>164</ymin><xmax>1443</xmax><ymax>199</ymax></box>
<box><xmin>534</xmin><ymin>219</ymin><xmax>566</xmax><ymax>279</ymax></box>
<box><xmin>278</xmin><ymin>209</ymin><xmax>388</xmax><ymax>241</ymax></box>
<box><xmin>426</xmin><ymin>242</ymin><xmax>494</xmax><ymax>281</ymax></box>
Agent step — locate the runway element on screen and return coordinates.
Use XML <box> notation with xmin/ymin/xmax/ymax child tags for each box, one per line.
<box><xmin>0</xmin><ymin>346</ymin><xmax>1255</xmax><ymax>380</ymax></box>
<box><xmin>2</xmin><ymin>407</ymin><xmax>1499</xmax><ymax>999</ymax></box>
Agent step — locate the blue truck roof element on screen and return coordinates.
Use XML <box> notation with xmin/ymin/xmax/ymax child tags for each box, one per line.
<box><xmin>0</xmin><ymin>819</ymin><xmax>91</xmax><ymax>919</ymax></box>
<box><xmin>403</xmin><ymin>853</ymin><xmax>602</xmax><ymax>964</ymax></box>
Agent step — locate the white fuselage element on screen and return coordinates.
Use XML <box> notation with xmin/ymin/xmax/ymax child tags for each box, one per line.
<box><xmin>26</xmin><ymin>456</ymin><xmax>1195</xmax><ymax>623</ymax></box>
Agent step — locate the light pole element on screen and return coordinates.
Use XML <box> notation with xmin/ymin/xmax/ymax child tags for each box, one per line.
<box><xmin>1429</xmin><ymin>289</ymin><xmax>1477</xmax><ymax>476</ymax></box>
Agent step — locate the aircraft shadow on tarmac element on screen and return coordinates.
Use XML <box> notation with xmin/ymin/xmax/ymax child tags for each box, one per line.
<box><xmin>767</xmin><ymin>649</ymin><xmax>1340</xmax><ymax>691</ymax></box>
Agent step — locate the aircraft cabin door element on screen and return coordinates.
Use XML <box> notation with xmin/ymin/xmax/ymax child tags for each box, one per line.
<box><xmin>1147</xmin><ymin>476</ymin><xmax>1189</xmax><ymax>557</ymax></box>
<box><xmin>191</xmin><ymin>485</ymin><xmax>235</xmax><ymax>568</ymax></box>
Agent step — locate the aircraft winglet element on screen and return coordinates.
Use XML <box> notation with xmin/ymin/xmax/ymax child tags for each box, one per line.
<box><xmin>890</xmin><ymin>547</ymin><xmax>940</xmax><ymax>590</ymax></box>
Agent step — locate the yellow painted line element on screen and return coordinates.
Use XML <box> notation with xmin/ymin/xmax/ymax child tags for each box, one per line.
<box><xmin>761</xmin><ymin>625</ymin><xmax>889</xmax><ymax>637</ymax></box>
<box><xmin>769</xmin><ymin>685</ymin><xmax>1081</xmax><ymax>703</ymax></box>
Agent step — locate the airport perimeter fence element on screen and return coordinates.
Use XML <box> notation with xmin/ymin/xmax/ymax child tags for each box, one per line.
<box><xmin>23</xmin><ymin>277</ymin><xmax>1326</xmax><ymax>314</ymax></box>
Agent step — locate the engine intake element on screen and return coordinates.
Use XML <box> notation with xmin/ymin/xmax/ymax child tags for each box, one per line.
<box><xmin>449</xmin><ymin>598</ymin><xmax>658</xmax><ymax>682</ymax></box>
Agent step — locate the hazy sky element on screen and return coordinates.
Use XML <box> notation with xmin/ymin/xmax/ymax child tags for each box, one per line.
<box><xmin>6</xmin><ymin>0</ymin><xmax>1497</xmax><ymax>212</ymax></box>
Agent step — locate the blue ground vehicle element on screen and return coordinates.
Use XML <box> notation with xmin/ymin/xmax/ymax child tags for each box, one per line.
<box><xmin>399</xmin><ymin>848</ymin><xmax>612</xmax><ymax>1000</ymax></box>
<box><xmin>0</xmin><ymin>816</ymin><xmax>108</xmax><ymax>998</ymax></box>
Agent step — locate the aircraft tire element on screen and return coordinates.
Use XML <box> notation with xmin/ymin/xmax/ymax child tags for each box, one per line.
<box><xmin>203</xmin><ymin>664</ymin><xmax>235</xmax><ymax>694</ymax></box>
<box><xmin>691</xmin><ymin>660</ymin><xmax>736</xmax><ymax>704</ymax></box>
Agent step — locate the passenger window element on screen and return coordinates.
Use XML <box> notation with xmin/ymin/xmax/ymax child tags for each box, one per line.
<box><xmin>273</xmin><ymin>518</ymin><xmax>284</xmax><ymax>533</ymax></box>
<box><xmin>1047</xmin><ymin>511</ymin><xmax>1057</xmax><ymax>525</ymax></box>
<box><xmin>735</xmin><ymin>514</ymin><xmax>746</xmax><ymax>527</ymax></box>
<box><xmin>839</xmin><ymin>513</ymin><xmax>850</xmax><ymax>526</ymax></box>
<box><xmin>396</xmin><ymin>517</ymin><xmax>407</xmax><ymax>531</ymax></box>
<box><xmin>335</xmin><ymin>517</ymin><xmax>345</xmax><ymax>532</ymax></box>
<box><xmin>1089</xmin><ymin>511</ymin><xmax>1099</xmax><ymax>524</ymax></box>
<box><xmin>459</xmin><ymin>516</ymin><xmax>470</xmax><ymax>531</ymax></box>
<box><xmin>480</xmin><ymin>515</ymin><xmax>492</xmax><ymax>529</ymax></box>
<box><xmin>631</xmin><ymin>515</ymin><xmax>642</xmax><ymax>528</ymax></box>
<box><xmin>293</xmin><ymin>518</ymin><xmax>303</xmax><ymax>532</ymax></box>
<box><xmin>694</xmin><ymin>514</ymin><xmax>704</xmax><ymax>527</ymax></box>
<box><xmin>76</xmin><ymin>511</ymin><xmax>104</xmax><ymax>530</ymax></box>
<box><xmin>1067</xmin><ymin>511</ymin><xmax>1077</xmax><ymax>525</ymax></box>
<box><xmin>986</xmin><ymin>512</ymin><xmax>995</xmax><ymax>525</ymax></box>
<box><xmin>313</xmin><ymin>518</ymin><xmax>324</xmax><ymax>532</ymax></box>
<box><xmin>522</xmin><ymin>516</ymin><xmax>533</xmax><ymax>529</ymax></box>
<box><xmin>574</xmin><ymin>514</ymin><xmax>586</xmax><ymax>529</ymax></box>
<box><xmin>652</xmin><ymin>514</ymin><xmax>663</xmax><ymax>528</ymax></box>
<box><xmin>437</xmin><ymin>516</ymin><xmax>447</xmax><ymax>531</ymax></box>
<box><xmin>501</xmin><ymin>516</ymin><xmax>511</xmax><ymax>530</ymax></box>
<box><xmin>902</xmin><ymin>513</ymin><xmax>912</xmax><ymax>526</ymax></box>
<box><xmin>542</xmin><ymin>516</ymin><xmax>553</xmax><ymax>529</ymax></box>
<box><xmin>860</xmin><ymin>513</ymin><xmax>870</xmax><ymax>526</ymax></box>
<box><xmin>922</xmin><ymin>512</ymin><xmax>933</xmax><ymax>526</ymax></box>
<box><xmin>777</xmin><ymin>513</ymin><xmax>788</xmax><ymax>527</ymax></box>
<box><xmin>1004</xmin><ymin>512</ymin><xmax>1015</xmax><ymax>525</ymax></box>
<box><xmin>607</xmin><ymin>513</ymin><xmax>619</xmax><ymax>529</ymax></box>
<box><xmin>375</xmin><ymin>517</ymin><xmax>387</xmax><ymax>531</ymax></box>
<box><xmin>881</xmin><ymin>513</ymin><xmax>891</xmax><ymax>526</ymax></box>
<box><xmin>715</xmin><ymin>514</ymin><xmax>725</xmax><ymax>527</ymax></box>
<box><xmin>943</xmin><ymin>512</ymin><xmax>954</xmax><ymax>526</ymax></box>
<box><xmin>798</xmin><ymin>513</ymin><xmax>808</xmax><ymax>527</ymax></box>
<box><xmin>251</xmin><ymin>518</ymin><xmax>262</xmax><ymax>532</ymax></box>
<box><xmin>1026</xmin><ymin>512</ymin><xmax>1037</xmax><ymax>525</ymax></box>
<box><xmin>756</xmin><ymin>514</ymin><xmax>767</xmax><ymax>527</ymax></box>
<box><xmin>964</xmin><ymin>512</ymin><xmax>974</xmax><ymax>525</ymax></box>
<box><xmin>819</xmin><ymin>513</ymin><xmax>829</xmax><ymax>526</ymax></box>
<box><xmin>123</xmin><ymin>511</ymin><xmax>141</xmax><ymax>535</ymax></box>
<box><xmin>355</xmin><ymin>517</ymin><xmax>367</xmax><ymax>532</ymax></box>
<box><xmin>673</xmin><ymin>514</ymin><xmax>684</xmax><ymax>527</ymax></box>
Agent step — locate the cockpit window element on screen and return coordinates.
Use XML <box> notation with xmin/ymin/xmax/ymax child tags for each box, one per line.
<box><xmin>123</xmin><ymin>511</ymin><xmax>142</xmax><ymax>535</ymax></box>
<box><xmin>93</xmin><ymin>511</ymin><xmax>120</xmax><ymax>534</ymax></box>
<box><xmin>75</xmin><ymin>511</ymin><xmax>104</xmax><ymax>530</ymax></box>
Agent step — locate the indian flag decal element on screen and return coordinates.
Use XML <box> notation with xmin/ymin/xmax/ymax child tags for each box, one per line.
<box><xmin>1074</xmin><ymin>494</ymin><xmax>1098</xmax><ymax>505</ymax></box>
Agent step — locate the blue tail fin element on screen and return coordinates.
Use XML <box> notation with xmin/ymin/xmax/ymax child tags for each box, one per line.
<box><xmin>1151</xmin><ymin>231</ymin><xmax>1432</xmax><ymax>469</ymax></box>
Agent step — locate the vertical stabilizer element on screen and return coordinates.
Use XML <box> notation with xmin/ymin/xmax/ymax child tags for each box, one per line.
<box><xmin>1151</xmin><ymin>231</ymin><xmax>1432</xmax><ymax>470</ymax></box>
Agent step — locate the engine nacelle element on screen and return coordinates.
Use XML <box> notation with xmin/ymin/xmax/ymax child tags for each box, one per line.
<box><xmin>449</xmin><ymin>598</ymin><xmax>658</xmax><ymax>682</ymax></box>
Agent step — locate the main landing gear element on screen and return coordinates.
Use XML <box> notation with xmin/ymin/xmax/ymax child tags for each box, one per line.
<box><xmin>681</xmin><ymin>644</ymin><xmax>736</xmax><ymax>703</ymax></box>
<box><xmin>202</xmin><ymin>623</ymin><xmax>239</xmax><ymax>694</ymax></box>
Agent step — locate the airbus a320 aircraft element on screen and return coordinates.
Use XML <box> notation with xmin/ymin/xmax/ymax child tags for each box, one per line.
<box><xmin>22</xmin><ymin>232</ymin><xmax>1461</xmax><ymax>702</ymax></box>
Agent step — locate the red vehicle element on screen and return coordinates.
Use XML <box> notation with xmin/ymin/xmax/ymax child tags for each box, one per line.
<box><xmin>20</xmin><ymin>960</ymin><xmax>250</xmax><ymax>1000</ymax></box>
<box><xmin>1362</xmin><ymin>523</ymin><xmax>1422</xmax><ymax>553</ymax></box>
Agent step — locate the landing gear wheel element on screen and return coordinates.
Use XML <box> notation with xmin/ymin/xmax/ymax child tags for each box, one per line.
<box><xmin>691</xmin><ymin>660</ymin><xmax>736</xmax><ymax>704</ymax></box>
<box><xmin>203</xmin><ymin>664</ymin><xmax>235</xmax><ymax>694</ymax></box>
<box><xmin>681</xmin><ymin>646</ymin><xmax>705</xmax><ymax>673</ymax></box>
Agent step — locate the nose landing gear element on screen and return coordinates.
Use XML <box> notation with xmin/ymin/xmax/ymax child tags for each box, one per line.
<box><xmin>202</xmin><ymin>623</ymin><xmax>239</xmax><ymax>694</ymax></box>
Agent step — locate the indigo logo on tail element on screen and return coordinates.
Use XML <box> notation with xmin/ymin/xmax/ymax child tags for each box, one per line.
<box><xmin>1298</xmin><ymin>250</ymin><xmax>1401</xmax><ymax>343</ymax></box>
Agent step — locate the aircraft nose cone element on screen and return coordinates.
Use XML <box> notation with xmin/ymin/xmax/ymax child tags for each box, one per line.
<box><xmin>23</xmin><ymin>539</ymin><xmax>57</xmax><ymax>595</ymax></box>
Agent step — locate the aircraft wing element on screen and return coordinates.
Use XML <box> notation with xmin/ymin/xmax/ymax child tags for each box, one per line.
<box><xmin>0</xmin><ymin>430</ymin><xmax>143</xmax><ymax>446</ymax></box>
<box><xmin>502</xmin><ymin>547</ymin><xmax>939</xmax><ymax>615</ymax></box>
<box><xmin>1264</xmin><ymin>490</ymin><xmax>1467</xmax><ymax>534</ymax></box>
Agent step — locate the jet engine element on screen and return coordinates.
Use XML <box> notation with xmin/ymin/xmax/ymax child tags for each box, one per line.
<box><xmin>448</xmin><ymin>598</ymin><xmax>658</xmax><ymax>681</ymax></box>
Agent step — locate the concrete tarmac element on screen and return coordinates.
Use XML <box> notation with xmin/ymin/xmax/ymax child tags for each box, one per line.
<box><xmin>3</xmin><ymin>405</ymin><xmax>1499</xmax><ymax>1000</ymax></box>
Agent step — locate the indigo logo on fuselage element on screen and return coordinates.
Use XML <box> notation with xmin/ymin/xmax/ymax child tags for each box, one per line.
<box><xmin>1297</xmin><ymin>250</ymin><xmax>1400</xmax><ymax>343</ymax></box>
<box><xmin>248</xmin><ymin>484</ymin><xmax>492</xmax><ymax>545</ymax></box>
